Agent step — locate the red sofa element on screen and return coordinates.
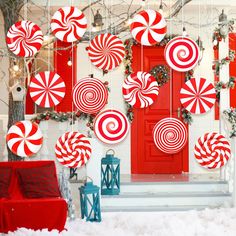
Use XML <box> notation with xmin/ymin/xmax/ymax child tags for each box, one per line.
<box><xmin>0</xmin><ymin>161</ymin><xmax>67</xmax><ymax>233</ymax></box>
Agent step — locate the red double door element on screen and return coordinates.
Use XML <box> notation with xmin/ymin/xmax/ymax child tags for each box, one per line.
<box><xmin>131</xmin><ymin>45</ymin><xmax>189</xmax><ymax>174</ymax></box>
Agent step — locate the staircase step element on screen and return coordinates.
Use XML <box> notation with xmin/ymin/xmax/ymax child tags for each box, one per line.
<box><xmin>120</xmin><ymin>181</ymin><xmax>229</xmax><ymax>193</ymax></box>
<box><xmin>101</xmin><ymin>205</ymin><xmax>214</xmax><ymax>212</ymax></box>
<box><xmin>101</xmin><ymin>192</ymin><xmax>232</xmax><ymax>207</ymax></box>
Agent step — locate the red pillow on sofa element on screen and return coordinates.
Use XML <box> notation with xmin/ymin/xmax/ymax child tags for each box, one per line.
<box><xmin>0</xmin><ymin>167</ymin><xmax>12</xmax><ymax>198</ymax></box>
<box><xmin>17</xmin><ymin>163</ymin><xmax>61</xmax><ymax>198</ymax></box>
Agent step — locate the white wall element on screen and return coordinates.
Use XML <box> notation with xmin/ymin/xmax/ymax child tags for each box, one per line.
<box><xmin>0</xmin><ymin>2</ymin><xmax>235</xmax><ymax>176</ymax></box>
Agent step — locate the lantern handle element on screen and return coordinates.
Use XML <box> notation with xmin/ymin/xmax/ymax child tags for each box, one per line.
<box><xmin>106</xmin><ymin>149</ymin><xmax>115</xmax><ymax>156</ymax></box>
<box><xmin>82</xmin><ymin>176</ymin><xmax>93</xmax><ymax>184</ymax></box>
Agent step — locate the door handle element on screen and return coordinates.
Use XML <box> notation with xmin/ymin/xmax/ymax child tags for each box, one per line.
<box><xmin>177</xmin><ymin>107</ymin><xmax>181</xmax><ymax>118</ymax></box>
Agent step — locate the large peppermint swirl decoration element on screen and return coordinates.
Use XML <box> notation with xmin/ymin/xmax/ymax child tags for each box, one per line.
<box><xmin>94</xmin><ymin>109</ymin><xmax>130</xmax><ymax>144</ymax></box>
<box><xmin>122</xmin><ymin>71</ymin><xmax>159</xmax><ymax>108</ymax></box>
<box><xmin>51</xmin><ymin>6</ymin><xmax>87</xmax><ymax>42</ymax></box>
<box><xmin>72</xmin><ymin>77</ymin><xmax>108</xmax><ymax>114</ymax></box>
<box><xmin>164</xmin><ymin>36</ymin><xmax>200</xmax><ymax>72</ymax></box>
<box><xmin>194</xmin><ymin>132</ymin><xmax>231</xmax><ymax>169</ymax></box>
<box><xmin>29</xmin><ymin>71</ymin><xmax>66</xmax><ymax>108</ymax></box>
<box><xmin>55</xmin><ymin>132</ymin><xmax>91</xmax><ymax>168</ymax></box>
<box><xmin>153</xmin><ymin>118</ymin><xmax>187</xmax><ymax>154</ymax></box>
<box><xmin>6</xmin><ymin>121</ymin><xmax>43</xmax><ymax>157</ymax></box>
<box><xmin>130</xmin><ymin>9</ymin><xmax>167</xmax><ymax>46</ymax></box>
<box><xmin>88</xmin><ymin>33</ymin><xmax>125</xmax><ymax>71</ymax></box>
<box><xmin>6</xmin><ymin>21</ymin><xmax>43</xmax><ymax>57</ymax></box>
<box><xmin>180</xmin><ymin>77</ymin><xmax>216</xmax><ymax>114</ymax></box>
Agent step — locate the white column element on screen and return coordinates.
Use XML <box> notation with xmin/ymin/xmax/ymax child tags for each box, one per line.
<box><xmin>38</xmin><ymin>121</ymin><xmax>49</xmax><ymax>160</ymax></box>
<box><xmin>219</xmin><ymin>36</ymin><xmax>230</xmax><ymax>180</ymax></box>
<box><xmin>86</xmin><ymin>139</ymin><xmax>104</xmax><ymax>189</ymax></box>
<box><xmin>2</xmin><ymin>116</ymin><xmax>8</xmax><ymax>161</ymax></box>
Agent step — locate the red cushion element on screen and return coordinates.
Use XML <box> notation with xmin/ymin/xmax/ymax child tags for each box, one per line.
<box><xmin>17</xmin><ymin>163</ymin><xmax>61</xmax><ymax>198</ymax></box>
<box><xmin>0</xmin><ymin>167</ymin><xmax>12</xmax><ymax>199</ymax></box>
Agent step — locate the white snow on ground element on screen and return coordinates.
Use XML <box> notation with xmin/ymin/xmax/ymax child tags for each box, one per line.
<box><xmin>5</xmin><ymin>208</ymin><xmax>236</xmax><ymax>236</ymax></box>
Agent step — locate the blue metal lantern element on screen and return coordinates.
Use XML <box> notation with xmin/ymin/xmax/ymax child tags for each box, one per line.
<box><xmin>101</xmin><ymin>149</ymin><xmax>120</xmax><ymax>195</ymax></box>
<box><xmin>79</xmin><ymin>179</ymin><xmax>101</xmax><ymax>222</ymax></box>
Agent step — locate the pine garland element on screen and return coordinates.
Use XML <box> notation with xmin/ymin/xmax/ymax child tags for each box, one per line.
<box><xmin>223</xmin><ymin>108</ymin><xmax>236</xmax><ymax>138</ymax></box>
<box><xmin>215</xmin><ymin>77</ymin><xmax>236</xmax><ymax>101</ymax></box>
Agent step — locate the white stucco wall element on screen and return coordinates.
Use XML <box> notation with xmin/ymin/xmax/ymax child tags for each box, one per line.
<box><xmin>0</xmin><ymin>2</ymin><xmax>234</xmax><ymax>176</ymax></box>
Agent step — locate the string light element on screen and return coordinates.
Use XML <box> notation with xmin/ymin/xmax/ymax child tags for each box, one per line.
<box><xmin>159</xmin><ymin>0</ymin><xmax>164</xmax><ymax>14</ymax></box>
<box><xmin>213</xmin><ymin>39</ymin><xmax>218</xmax><ymax>45</ymax></box>
<box><xmin>182</xmin><ymin>27</ymin><xmax>187</xmax><ymax>36</ymax></box>
<box><xmin>67</xmin><ymin>58</ymin><xmax>72</xmax><ymax>66</ymax></box>
<box><xmin>141</xmin><ymin>0</ymin><xmax>146</xmax><ymax>7</ymax></box>
<box><xmin>127</xmin><ymin>18</ymin><xmax>133</xmax><ymax>25</ymax></box>
<box><xmin>13</xmin><ymin>61</ymin><xmax>19</xmax><ymax>72</ymax></box>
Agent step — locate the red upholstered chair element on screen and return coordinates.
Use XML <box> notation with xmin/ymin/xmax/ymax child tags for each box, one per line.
<box><xmin>0</xmin><ymin>160</ymin><xmax>67</xmax><ymax>233</ymax></box>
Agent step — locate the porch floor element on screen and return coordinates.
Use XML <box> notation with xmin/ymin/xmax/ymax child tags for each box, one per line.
<box><xmin>120</xmin><ymin>173</ymin><xmax>222</xmax><ymax>183</ymax></box>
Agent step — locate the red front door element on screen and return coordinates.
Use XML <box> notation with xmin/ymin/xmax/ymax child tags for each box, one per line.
<box><xmin>131</xmin><ymin>45</ymin><xmax>189</xmax><ymax>174</ymax></box>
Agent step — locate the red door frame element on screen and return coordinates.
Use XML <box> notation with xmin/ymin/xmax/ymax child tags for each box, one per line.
<box><xmin>130</xmin><ymin>44</ymin><xmax>189</xmax><ymax>174</ymax></box>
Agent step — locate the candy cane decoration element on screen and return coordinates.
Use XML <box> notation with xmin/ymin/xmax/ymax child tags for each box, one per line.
<box><xmin>6</xmin><ymin>21</ymin><xmax>43</xmax><ymax>57</ymax></box>
<box><xmin>6</xmin><ymin>121</ymin><xmax>43</xmax><ymax>157</ymax></box>
<box><xmin>29</xmin><ymin>71</ymin><xmax>66</xmax><ymax>108</ymax></box>
<box><xmin>88</xmin><ymin>33</ymin><xmax>125</xmax><ymax>71</ymax></box>
<box><xmin>153</xmin><ymin>118</ymin><xmax>187</xmax><ymax>154</ymax></box>
<box><xmin>180</xmin><ymin>77</ymin><xmax>216</xmax><ymax>114</ymax></box>
<box><xmin>194</xmin><ymin>132</ymin><xmax>231</xmax><ymax>169</ymax></box>
<box><xmin>51</xmin><ymin>6</ymin><xmax>87</xmax><ymax>42</ymax></box>
<box><xmin>55</xmin><ymin>132</ymin><xmax>91</xmax><ymax>168</ymax></box>
<box><xmin>164</xmin><ymin>36</ymin><xmax>200</xmax><ymax>72</ymax></box>
<box><xmin>94</xmin><ymin>109</ymin><xmax>130</xmax><ymax>144</ymax></box>
<box><xmin>130</xmin><ymin>9</ymin><xmax>167</xmax><ymax>46</ymax></box>
<box><xmin>72</xmin><ymin>77</ymin><xmax>108</xmax><ymax>114</ymax></box>
<box><xmin>122</xmin><ymin>71</ymin><xmax>159</xmax><ymax>108</ymax></box>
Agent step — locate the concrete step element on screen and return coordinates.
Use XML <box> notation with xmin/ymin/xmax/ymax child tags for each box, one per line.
<box><xmin>101</xmin><ymin>192</ymin><xmax>232</xmax><ymax>208</ymax></box>
<box><xmin>120</xmin><ymin>181</ymin><xmax>229</xmax><ymax>193</ymax></box>
<box><xmin>101</xmin><ymin>205</ymin><xmax>215</xmax><ymax>212</ymax></box>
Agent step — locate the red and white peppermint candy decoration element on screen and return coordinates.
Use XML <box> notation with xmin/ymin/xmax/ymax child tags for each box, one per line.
<box><xmin>122</xmin><ymin>71</ymin><xmax>159</xmax><ymax>108</ymax></box>
<box><xmin>6</xmin><ymin>20</ymin><xmax>43</xmax><ymax>57</ymax></box>
<box><xmin>194</xmin><ymin>132</ymin><xmax>231</xmax><ymax>169</ymax></box>
<box><xmin>164</xmin><ymin>36</ymin><xmax>199</xmax><ymax>72</ymax></box>
<box><xmin>29</xmin><ymin>71</ymin><xmax>66</xmax><ymax>108</ymax></box>
<box><xmin>130</xmin><ymin>9</ymin><xmax>167</xmax><ymax>46</ymax></box>
<box><xmin>6</xmin><ymin>121</ymin><xmax>43</xmax><ymax>157</ymax></box>
<box><xmin>153</xmin><ymin>118</ymin><xmax>187</xmax><ymax>154</ymax></box>
<box><xmin>55</xmin><ymin>132</ymin><xmax>91</xmax><ymax>168</ymax></box>
<box><xmin>180</xmin><ymin>77</ymin><xmax>216</xmax><ymax>114</ymax></box>
<box><xmin>88</xmin><ymin>33</ymin><xmax>125</xmax><ymax>71</ymax></box>
<box><xmin>94</xmin><ymin>109</ymin><xmax>130</xmax><ymax>144</ymax></box>
<box><xmin>72</xmin><ymin>77</ymin><xmax>108</xmax><ymax>114</ymax></box>
<box><xmin>51</xmin><ymin>6</ymin><xmax>87</xmax><ymax>42</ymax></box>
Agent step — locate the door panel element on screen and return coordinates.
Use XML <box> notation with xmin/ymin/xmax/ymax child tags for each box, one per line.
<box><xmin>131</xmin><ymin>45</ymin><xmax>189</xmax><ymax>174</ymax></box>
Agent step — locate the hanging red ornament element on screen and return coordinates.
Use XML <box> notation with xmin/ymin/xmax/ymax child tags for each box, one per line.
<box><xmin>194</xmin><ymin>132</ymin><xmax>230</xmax><ymax>169</ymax></box>
<box><xmin>122</xmin><ymin>71</ymin><xmax>159</xmax><ymax>108</ymax></box>
<box><xmin>180</xmin><ymin>77</ymin><xmax>216</xmax><ymax>114</ymax></box>
<box><xmin>51</xmin><ymin>6</ymin><xmax>87</xmax><ymax>42</ymax></box>
<box><xmin>164</xmin><ymin>36</ymin><xmax>200</xmax><ymax>72</ymax></box>
<box><xmin>6</xmin><ymin>121</ymin><xmax>43</xmax><ymax>157</ymax></box>
<box><xmin>130</xmin><ymin>9</ymin><xmax>167</xmax><ymax>46</ymax></box>
<box><xmin>6</xmin><ymin>20</ymin><xmax>43</xmax><ymax>57</ymax></box>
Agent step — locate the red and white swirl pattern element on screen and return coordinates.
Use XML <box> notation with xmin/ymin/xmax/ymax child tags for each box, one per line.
<box><xmin>51</xmin><ymin>6</ymin><xmax>87</xmax><ymax>42</ymax></box>
<box><xmin>88</xmin><ymin>33</ymin><xmax>125</xmax><ymax>71</ymax></box>
<box><xmin>6</xmin><ymin>121</ymin><xmax>43</xmax><ymax>157</ymax></box>
<box><xmin>194</xmin><ymin>132</ymin><xmax>231</xmax><ymax>169</ymax></box>
<box><xmin>29</xmin><ymin>71</ymin><xmax>66</xmax><ymax>108</ymax></box>
<box><xmin>130</xmin><ymin>10</ymin><xmax>167</xmax><ymax>46</ymax></box>
<box><xmin>122</xmin><ymin>71</ymin><xmax>159</xmax><ymax>108</ymax></box>
<box><xmin>153</xmin><ymin>118</ymin><xmax>187</xmax><ymax>154</ymax></box>
<box><xmin>55</xmin><ymin>132</ymin><xmax>91</xmax><ymax>168</ymax></box>
<box><xmin>6</xmin><ymin>20</ymin><xmax>43</xmax><ymax>57</ymax></box>
<box><xmin>180</xmin><ymin>77</ymin><xmax>216</xmax><ymax>114</ymax></box>
<box><xmin>94</xmin><ymin>109</ymin><xmax>130</xmax><ymax>144</ymax></box>
<box><xmin>164</xmin><ymin>36</ymin><xmax>199</xmax><ymax>72</ymax></box>
<box><xmin>72</xmin><ymin>77</ymin><xmax>108</xmax><ymax>114</ymax></box>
